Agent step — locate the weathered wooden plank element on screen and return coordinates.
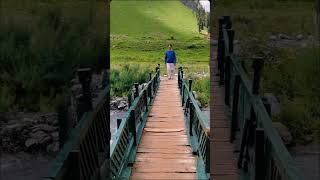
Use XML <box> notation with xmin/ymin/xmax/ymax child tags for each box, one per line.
<box><xmin>130</xmin><ymin>78</ymin><xmax>196</xmax><ymax>179</ymax></box>
<box><xmin>131</xmin><ymin>172</ymin><xmax>196</xmax><ymax>180</ymax></box>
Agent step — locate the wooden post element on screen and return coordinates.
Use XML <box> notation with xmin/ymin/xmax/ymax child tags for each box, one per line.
<box><xmin>231</xmin><ymin>75</ymin><xmax>241</xmax><ymax>142</ymax></box>
<box><xmin>78</xmin><ymin>68</ymin><xmax>93</xmax><ymax>112</ymax></box>
<box><xmin>134</xmin><ymin>83</ymin><xmax>139</xmax><ymax>98</ymax></box>
<box><xmin>188</xmin><ymin>79</ymin><xmax>193</xmax><ymax>91</ymax></box>
<box><xmin>117</xmin><ymin>119</ymin><xmax>122</xmax><ymax>129</ymax></box>
<box><xmin>149</xmin><ymin>72</ymin><xmax>152</xmax><ymax>81</ymax></box>
<box><xmin>252</xmin><ymin>57</ymin><xmax>264</xmax><ymax>95</ymax></box>
<box><xmin>255</xmin><ymin>128</ymin><xmax>265</xmax><ymax>180</ymax></box>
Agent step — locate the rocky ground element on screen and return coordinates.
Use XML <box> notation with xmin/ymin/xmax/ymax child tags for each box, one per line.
<box><xmin>1</xmin><ymin>112</ymin><xmax>59</xmax><ymax>154</ymax></box>
<box><xmin>1</xmin><ymin>71</ymin><xmax>106</xmax><ymax>180</ymax></box>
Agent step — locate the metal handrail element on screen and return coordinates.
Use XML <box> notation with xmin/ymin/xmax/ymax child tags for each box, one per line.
<box><xmin>219</xmin><ymin>16</ymin><xmax>303</xmax><ymax>180</ymax></box>
<box><xmin>178</xmin><ymin>68</ymin><xmax>210</xmax><ymax>179</ymax></box>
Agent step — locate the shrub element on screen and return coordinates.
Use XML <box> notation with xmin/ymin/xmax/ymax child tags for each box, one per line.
<box><xmin>111</xmin><ymin>64</ymin><xmax>152</xmax><ymax>97</ymax></box>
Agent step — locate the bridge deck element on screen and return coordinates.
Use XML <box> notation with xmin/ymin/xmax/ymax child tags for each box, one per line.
<box><xmin>210</xmin><ymin>60</ymin><xmax>240</xmax><ymax>180</ymax></box>
<box><xmin>130</xmin><ymin>78</ymin><xmax>197</xmax><ymax>180</ymax></box>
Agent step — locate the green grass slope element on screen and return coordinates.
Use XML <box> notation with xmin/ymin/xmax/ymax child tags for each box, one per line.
<box><xmin>110</xmin><ymin>0</ymin><xmax>209</xmax><ymax>64</ymax></box>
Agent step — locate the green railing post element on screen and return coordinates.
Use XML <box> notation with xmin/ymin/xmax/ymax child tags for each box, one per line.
<box><xmin>188</xmin><ymin>79</ymin><xmax>193</xmax><ymax>91</ymax></box>
<box><xmin>57</xmin><ymin>96</ymin><xmax>69</xmax><ymax>149</ymax></box>
<box><xmin>128</xmin><ymin>94</ymin><xmax>132</xmax><ymax>107</ymax></box>
<box><xmin>217</xmin><ymin>17</ymin><xmax>224</xmax><ymax>71</ymax></box>
<box><xmin>134</xmin><ymin>83</ymin><xmax>139</xmax><ymax>98</ymax></box>
<box><xmin>252</xmin><ymin>57</ymin><xmax>264</xmax><ymax>95</ymax></box>
<box><xmin>144</xmin><ymin>90</ymin><xmax>148</xmax><ymax>112</ymax></box>
<box><xmin>231</xmin><ymin>75</ymin><xmax>241</xmax><ymax>142</ymax></box>
<box><xmin>69</xmin><ymin>150</ymin><xmax>80</xmax><ymax>179</ymax></box>
<box><xmin>130</xmin><ymin>110</ymin><xmax>137</xmax><ymax>146</ymax></box>
<box><xmin>117</xmin><ymin>119</ymin><xmax>122</xmax><ymax>129</ymax></box>
<box><xmin>189</xmin><ymin>101</ymin><xmax>193</xmax><ymax>136</ymax></box>
<box><xmin>78</xmin><ymin>68</ymin><xmax>93</xmax><ymax>112</ymax></box>
<box><xmin>225</xmin><ymin>56</ymin><xmax>231</xmax><ymax>106</ymax></box>
<box><xmin>238</xmin><ymin>117</ymin><xmax>249</xmax><ymax>170</ymax></box>
<box><xmin>223</xmin><ymin>16</ymin><xmax>232</xmax><ymax>29</ymax></box>
<box><xmin>178</xmin><ymin>67</ymin><xmax>181</xmax><ymax>88</ymax></box>
<box><xmin>219</xmin><ymin>32</ymin><xmax>225</xmax><ymax>86</ymax></box>
<box><xmin>205</xmin><ymin>138</ymin><xmax>210</xmax><ymax>173</ymax></box>
<box><xmin>181</xmin><ymin>69</ymin><xmax>184</xmax><ymax>80</ymax></box>
<box><xmin>227</xmin><ymin>29</ymin><xmax>234</xmax><ymax>54</ymax></box>
<box><xmin>255</xmin><ymin>128</ymin><xmax>265</xmax><ymax>180</ymax></box>
<box><xmin>262</xmin><ymin>97</ymin><xmax>271</xmax><ymax>117</ymax></box>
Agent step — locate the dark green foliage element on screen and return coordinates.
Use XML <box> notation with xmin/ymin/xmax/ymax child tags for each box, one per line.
<box><xmin>193</xmin><ymin>77</ymin><xmax>210</xmax><ymax>107</ymax></box>
<box><xmin>262</xmin><ymin>47</ymin><xmax>320</xmax><ymax>142</ymax></box>
<box><xmin>0</xmin><ymin>1</ymin><xmax>105</xmax><ymax>112</ymax></box>
<box><xmin>111</xmin><ymin>65</ymin><xmax>152</xmax><ymax>97</ymax></box>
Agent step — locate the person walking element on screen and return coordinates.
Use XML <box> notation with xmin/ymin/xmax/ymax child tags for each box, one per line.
<box><xmin>164</xmin><ymin>44</ymin><xmax>176</xmax><ymax>80</ymax></box>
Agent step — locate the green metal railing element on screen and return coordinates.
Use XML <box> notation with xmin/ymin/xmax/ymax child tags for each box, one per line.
<box><xmin>178</xmin><ymin>68</ymin><xmax>210</xmax><ymax>180</ymax></box>
<box><xmin>110</xmin><ymin>65</ymin><xmax>161</xmax><ymax>180</ymax></box>
<box><xmin>217</xmin><ymin>16</ymin><xmax>303</xmax><ymax>180</ymax></box>
<box><xmin>45</xmin><ymin>73</ymin><xmax>110</xmax><ymax>180</ymax></box>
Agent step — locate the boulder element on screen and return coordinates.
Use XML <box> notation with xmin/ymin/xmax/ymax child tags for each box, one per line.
<box><xmin>51</xmin><ymin>132</ymin><xmax>59</xmax><ymax>141</ymax></box>
<box><xmin>39</xmin><ymin>136</ymin><xmax>52</xmax><ymax>145</ymax></box>
<box><xmin>32</xmin><ymin>124</ymin><xmax>55</xmax><ymax>132</ymax></box>
<box><xmin>47</xmin><ymin>142</ymin><xmax>59</xmax><ymax>154</ymax></box>
<box><xmin>29</xmin><ymin>130</ymin><xmax>47</xmax><ymax>141</ymax></box>
<box><xmin>278</xmin><ymin>33</ymin><xmax>292</xmax><ymax>40</ymax></box>
<box><xmin>25</xmin><ymin>138</ymin><xmax>38</xmax><ymax>148</ymax></box>
<box><xmin>192</xmin><ymin>91</ymin><xmax>198</xmax><ymax>99</ymax></box>
<box><xmin>272</xmin><ymin>122</ymin><xmax>293</xmax><ymax>145</ymax></box>
<box><xmin>118</xmin><ymin>101</ymin><xmax>127</xmax><ymax>110</ymax></box>
<box><xmin>4</xmin><ymin>123</ymin><xmax>26</xmax><ymax>134</ymax></box>
<box><xmin>296</xmin><ymin>34</ymin><xmax>304</xmax><ymax>41</ymax></box>
<box><xmin>263</xmin><ymin>93</ymin><xmax>281</xmax><ymax>116</ymax></box>
<box><xmin>269</xmin><ymin>35</ymin><xmax>277</xmax><ymax>41</ymax></box>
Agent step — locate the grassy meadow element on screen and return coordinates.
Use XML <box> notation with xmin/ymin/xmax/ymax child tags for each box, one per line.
<box><xmin>110</xmin><ymin>0</ymin><xmax>210</xmax><ymax>104</ymax></box>
<box><xmin>0</xmin><ymin>0</ymin><xmax>107</xmax><ymax>112</ymax></box>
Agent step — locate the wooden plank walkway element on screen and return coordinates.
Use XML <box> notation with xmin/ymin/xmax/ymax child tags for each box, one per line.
<box><xmin>210</xmin><ymin>60</ymin><xmax>240</xmax><ymax>180</ymax></box>
<box><xmin>130</xmin><ymin>77</ymin><xmax>197</xmax><ymax>180</ymax></box>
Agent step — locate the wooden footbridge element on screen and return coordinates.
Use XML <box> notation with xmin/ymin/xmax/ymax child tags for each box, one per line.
<box><xmin>45</xmin><ymin>16</ymin><xmax>303</xmax><ymax>180</ymax></box>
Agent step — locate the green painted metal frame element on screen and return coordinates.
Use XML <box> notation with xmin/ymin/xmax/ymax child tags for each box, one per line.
<box><xmin>44</xmin><ymin>85</ymin><xmax>110</xmax><ymax>180</ymax></box>
<box><xmin>178</xmin><ymin>68</ymin><xmax>210</xmax><ymax>180</ymax></box>
<box><xmin>219</xmin><ymin>17</ymin><xmax>304</xmax><ymax>180</ymax></box>
<box><xmin>109</xmin><ymin>67</ymin><xmax>161</xmax><ymax>180</ymax></box>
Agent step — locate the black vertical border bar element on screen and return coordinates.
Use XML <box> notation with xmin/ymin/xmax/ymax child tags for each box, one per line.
<box><xmin>106</xmin><ymin>0</ymin><xmax>111</xmax><ymax>179</ymax></box>
<box><xmin>209</xmin><ymin>0</ymin><xmax>214</xmax><ymax>179</ymax></box>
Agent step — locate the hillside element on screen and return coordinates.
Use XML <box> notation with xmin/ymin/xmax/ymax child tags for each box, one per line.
<box><xmin>110</xmin><ymin>0</ymin><xmax>210</xmax><ymax>64</ymax></box>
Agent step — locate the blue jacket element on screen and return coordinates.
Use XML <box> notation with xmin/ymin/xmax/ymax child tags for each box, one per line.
<box><xmin>165</xmin><ymin>50</ymin><xmax>176</xmax><ymax>64</ymax></box>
